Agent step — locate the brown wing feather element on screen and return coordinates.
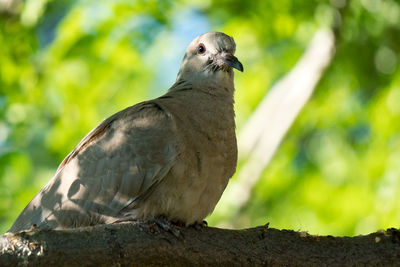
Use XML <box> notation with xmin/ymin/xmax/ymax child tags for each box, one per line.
<box><xmin>8</xmin><ymin>101</ymin><xmax>179</xmax><ymax>232</ymax></box>
<box><xmin>56</xmin><ymin>108</ymin><xmax>130</xmax><ymax>172</ymax></box>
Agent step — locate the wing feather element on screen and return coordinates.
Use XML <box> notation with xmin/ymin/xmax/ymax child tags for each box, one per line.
<box><xmin>9</xmin><ymin>101</ymin><xmax>178</xmax><ymax>232</ymax></box>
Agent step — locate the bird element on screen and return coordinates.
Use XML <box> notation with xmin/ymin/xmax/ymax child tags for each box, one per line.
<box><xmin>8</xmin><ymin>32</ymin><xmax>243</xmax><ymax>233</ymax></box>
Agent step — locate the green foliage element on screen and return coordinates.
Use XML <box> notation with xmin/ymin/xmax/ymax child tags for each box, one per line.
<box><xmin>223</xmin><ymin>0</ymin><xmax>400</xmax><ymax>235</ymax></box>
<box><xmin>1</xmin><ymin>0</ymin><xmax>399</xmax><ymax>235</ymax></box>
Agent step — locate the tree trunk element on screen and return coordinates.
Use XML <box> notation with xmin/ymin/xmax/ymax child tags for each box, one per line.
<box><xmin>1</xmin><ymin>222</ymin><xmax>399</xmax><ymax>266</ymax></box>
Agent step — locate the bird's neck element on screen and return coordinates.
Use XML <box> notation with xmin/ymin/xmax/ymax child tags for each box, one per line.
<box><xmin>164</xmin><ymin>78</ymin><xmax>235</xmax><ymax>113</ymax></box>
<box><xmin>159</xmin><ymin>81</ymin><xmax>236</xmax><ymax>134</ymax></box>
<box><xmin>171</xmin><ymin>74</ymin><xmax>235</xmax><ymax>98</ymax></box>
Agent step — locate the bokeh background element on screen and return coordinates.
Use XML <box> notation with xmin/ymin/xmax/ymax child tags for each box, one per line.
<box><xmin>1</xmin><ymin>0</ymin><xmax>399</xmax><ymax>235</ymax></box>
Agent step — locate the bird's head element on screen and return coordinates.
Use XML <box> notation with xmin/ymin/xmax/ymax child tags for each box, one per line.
<box><xmin>176</xmin><ymin>32</ymin><xmax>243</xmax><ymax>87</ymax></box>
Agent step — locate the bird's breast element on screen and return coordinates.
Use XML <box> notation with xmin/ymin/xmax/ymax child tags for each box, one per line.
<box><xmin>134</xmin><ymin>96</ymin><xmax>237</xmax><ymax>225</ymax></box>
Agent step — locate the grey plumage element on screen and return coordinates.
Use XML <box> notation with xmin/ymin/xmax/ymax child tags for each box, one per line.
<box><xmin>8</xmin><ymin>32</ymin><xmax>242</xmax><ymax>233</ymax></box>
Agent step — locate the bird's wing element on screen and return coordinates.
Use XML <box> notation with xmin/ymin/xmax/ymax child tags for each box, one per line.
<box><xmin>9</xmin><ymin>101</ymin><xmax>179</xmax><ymax>232</ymax></box>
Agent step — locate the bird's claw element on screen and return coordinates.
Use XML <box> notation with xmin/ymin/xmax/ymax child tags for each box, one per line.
<box><xmin>150</xmin><ymin>216</ymin><xmax>184</xmax><ymax>240</ymax></box>
<box><xmin>192</xmin><ymin>220</ymin><xmax>208</xmax><ymax>230</ymax></box>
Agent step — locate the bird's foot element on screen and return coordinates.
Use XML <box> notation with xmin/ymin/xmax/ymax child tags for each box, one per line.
<box><xmin>148</xmin><ymin>216</ymin><xmax>184</xmax><ymax>239</ymax></box>
<box><xmin>191</xmin><ymin>220</ymin><xmax>208</xmax><ymax>230</ymax></box>
<box><xmin>113</xmin><ymin>215</ymin><xmax>184</xmax><ymax>239</ymax></box>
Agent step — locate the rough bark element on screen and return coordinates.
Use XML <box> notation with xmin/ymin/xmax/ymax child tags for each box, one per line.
<box><xmin>1</xmin><ymin>222</ymin><xmax>400</xmax><ymax>266</ymax></box>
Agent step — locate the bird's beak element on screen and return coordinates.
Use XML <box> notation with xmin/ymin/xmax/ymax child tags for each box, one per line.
<box><xmin>220</xmin><ymin>52</ymin><xmax>244</xmax><ymax>72</ymax></box>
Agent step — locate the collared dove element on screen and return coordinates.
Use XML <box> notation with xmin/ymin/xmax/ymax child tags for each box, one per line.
<box><xmin>8</xmin><ymin>32</ymin><xmax>243</xmax><ymax>233</ymax></box>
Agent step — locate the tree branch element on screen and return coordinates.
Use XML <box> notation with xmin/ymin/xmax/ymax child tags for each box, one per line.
<box><xmin>1</xmin><ymin>223</ymin><xmax>400</xmax><ymax>266</ymax></box>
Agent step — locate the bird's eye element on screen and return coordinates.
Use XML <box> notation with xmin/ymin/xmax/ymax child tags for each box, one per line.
<box><xmin>197</xmin><ymin>43</ymin><xmax>206</xmax><ymax>54</ymax></box>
